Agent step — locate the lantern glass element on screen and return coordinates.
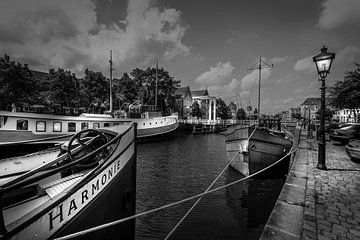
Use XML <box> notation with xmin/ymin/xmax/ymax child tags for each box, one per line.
<box><xmin>315</xmin><ymin>58</ymin><xmax>331</xmax><ymax>73</ymax></box>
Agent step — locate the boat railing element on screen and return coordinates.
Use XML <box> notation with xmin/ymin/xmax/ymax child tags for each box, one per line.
<box><xmin>0</xmin><ymin>124</ymin><xmax>134</xmax><ymax>194</ymax></box>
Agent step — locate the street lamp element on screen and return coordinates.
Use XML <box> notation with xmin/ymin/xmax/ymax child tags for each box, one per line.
<box><xmin>313</xmin><ymin>46</ymin><xmax>335</xmax><ymax>170</ymax></box>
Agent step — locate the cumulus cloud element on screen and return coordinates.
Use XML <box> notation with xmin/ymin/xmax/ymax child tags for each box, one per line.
<box><xmin>271</xmin><ymin>56</ymin><xmax>289</xmax><ymax>64</ymax></box>
<box><xmin>337</xmin><ymin>46</ymin><xmax>360</xmax><ymax>62</ymax></box>
<box><xmin>195</xmin><ymin>62</ymin><xmax>234</xmax><ymax>86</ymax></box>
<box><xmin>317</xmin><ymin>0</ymin><xmax>360</xmax><ymax>29</ymax></box>
<box><xmin>240</xmin><ymin>68</ymin><xmax>272</xmax><ymax>90</ymax></box>
<box><xmin>294</xmin><ymin>56</ymin><xmax>315</xmax><ymax>73</ymax></box>
<box><xmin>0</xmin><ymin>0</ymin><xmax>190</xmax><ymax>75</ymax></box>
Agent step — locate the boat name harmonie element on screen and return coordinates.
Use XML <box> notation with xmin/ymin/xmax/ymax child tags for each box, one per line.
<box><xmin>48</xmin><ymin>158</ymin><xmax>124</xmax><ymax>232</ymax></box>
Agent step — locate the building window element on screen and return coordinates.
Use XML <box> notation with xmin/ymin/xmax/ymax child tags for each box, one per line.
<box><xmin>17</xmin><ymin>119</ymin><xmax>28</xmax><ymax>130</ymax></box>
<box><xmin>53</xmin><ymin>122</ymin><xmax>62</xmax><ymax>132</ymax></box>
<box><xmin>36</xmin><ymin>121</ymin><xmax>46</xmax><ymax>132</ymax></box>
<box><xmin>68</xmin><ymin>122</ymin><xmax>76</xmax><ymax>132</ymax></box>
<box><xmin>81</xmin><ymin>122</ymin><xmax>88</xmax><ymax>130</ymax></box>
<box><xmin>93</xmin><ymin>123</ymin><xmax>100</xmax><ymax>129</ymax></box>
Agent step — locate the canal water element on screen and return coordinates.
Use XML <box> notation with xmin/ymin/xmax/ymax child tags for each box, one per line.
<box><xmin>136</xmin><ymin>131</ymin><xmax>285</xmax><ymax>240</ymax></box>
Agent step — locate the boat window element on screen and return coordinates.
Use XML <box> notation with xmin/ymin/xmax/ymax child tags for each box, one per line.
<box><xmin>114</xmin><ymin>123</ymin><xmax>120</xmax><ymax>126</ymax></box>
<box><xmin>17</xmin><ymin>119</ymin><xmax>28</xmax><ymax>130</ymax></box>
<box><xmin>93</xmin><ymin>123</ymin><xmax>100</xmax><ymax>129</ymax></box>
<box><xmin>104</xmin><ymin>123</ymin><xmax>110</xmax><ymax>127</ymax></box>
<box><xmin>53</xmin><ymin>122</ymin><xmax>62</xmax><ymax>132</ymax></box>
<box><xmin>143</xmin><ymin>123</ymin><xmax>145</xmax><ymax>126</ymax></box>
<box><xmin>81</xmin><ymin>122</ymin><xmax>89</xmax><ymax>130</ymax></box>
<box><xmin>36</xmin><ymin>121</ymin><xmax>46</xmax><ymax>132</ymax></box>
<box><xmin>155</xmin><ymin>122</ymin><xmax>157</xmax><ymax>124</ymax></box>
<box><xmin>68</xmin><ymin>122</ymin><xmax>76</xmax><ymax>132</ymax></box>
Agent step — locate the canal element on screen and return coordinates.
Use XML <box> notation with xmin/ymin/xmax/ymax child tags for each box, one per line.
<box><xmin>136</xmin><ymin>131</ymin><xmax>285</xmax><ymax>240</ymax></box>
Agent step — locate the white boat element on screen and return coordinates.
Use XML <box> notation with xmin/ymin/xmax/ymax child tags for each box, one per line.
<box><xmin>0</xmin><ymin>123</ymin><xmax>136</xmax><ymax>239</ymax></box>
<box><xmin>225</xmin><ymin>58</ymin><xmax>293</xmax><ymax>177</ymax></box>
<box><xmin>225</xmin><ymin>127</ymin><xmax>293</xmax><ymax>177</ymax></box>
<box><xmin>0</xmin><ymin>110</ymin><xmax>178</xmax><ymax>157</ymax></box>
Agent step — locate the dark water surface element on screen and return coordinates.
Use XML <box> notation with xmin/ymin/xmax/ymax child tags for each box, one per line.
<box><xmin>136</xmin><ymin>132</ymin><xmax>285</xmax><ymax>240</ymax></box>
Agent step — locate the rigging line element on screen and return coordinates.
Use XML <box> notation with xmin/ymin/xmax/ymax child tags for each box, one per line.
<box><xmin>164</xmin><ymin>150</ymin><xmax>242</xmax><ymax>240</ymax></box>
<box><xmin>54</xmin><ymin>146</ymin><xmax>295</xmax><ymax>240</ymax></box>
<box><xmin>165</xmin><ymin>128</ymin><xmax>256</xmax><ymax>239</ymax></box>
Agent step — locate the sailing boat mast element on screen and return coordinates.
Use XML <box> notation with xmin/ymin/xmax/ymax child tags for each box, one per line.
<box><xmin>155</xmin><ymin>59</ymin><xmax>158</xmax><ymax>109</ymax></box>
<box><xmin>247</xmin><ymin>57</ymin><xmax>273</xmax><ymax>125</ymax></box>
<box><xmin>109</xmin><ymin>50</ymin><xmax>114</xmax><ymax>113</ymax></box>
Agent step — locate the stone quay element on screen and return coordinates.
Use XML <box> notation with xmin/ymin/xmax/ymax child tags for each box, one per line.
<box><xmin>260</xmin><ymin>127</ymin><xmax>360</xmax><ymax>240</ymax></box>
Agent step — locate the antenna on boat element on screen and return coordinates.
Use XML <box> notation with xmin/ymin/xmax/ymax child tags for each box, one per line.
<box><xmin>109</xmin><ymin>50</ymin><xmax>114</xmax><ymax>113</ymax></box>
<box><xmin>247</xmin><ymin>57</ymin><xmax>273</xmax><ymax>126</ymax></box>
<box><xmin>155</xmin><ymin>59</ymin><xmax>158</xmax><ymax>109</ymax></box>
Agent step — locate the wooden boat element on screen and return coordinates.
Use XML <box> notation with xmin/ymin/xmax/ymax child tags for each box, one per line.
<box><xmin>192</xmin><ymin>124</ymin><xmax>227</xmax><ymax>135</ymax></box>
<box><xmin>0</xmin><ymin>123</ymin><xmax>136</xmax><ymax>239</ymax></box>
<box><xmin>225</xmin><ymin>127</ymin><xmax>292</xmax><ymax>177</ymax></box>
<box><xmin>0</xmin><ymin>111</ymin><xmax>178</xmax><ymax>157</ymax></box>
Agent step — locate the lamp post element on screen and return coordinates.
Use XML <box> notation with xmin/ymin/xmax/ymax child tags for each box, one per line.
<box><xmin>313</xmin><ymin>46</ymin><xmax>335</xmax><ymax>170</ymax></box>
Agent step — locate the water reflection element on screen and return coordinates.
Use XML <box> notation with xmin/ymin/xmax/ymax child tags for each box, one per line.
<box><xmin>136</xmin><ymin>132</ymin><xmax>284</xmax><ymax>240</ymax></box>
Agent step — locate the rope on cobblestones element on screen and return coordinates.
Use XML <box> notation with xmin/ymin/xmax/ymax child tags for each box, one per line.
<box><xmin>55</xmin><ymin>136</ymin><xmax>294</xmax><ymax>240</ymax></box>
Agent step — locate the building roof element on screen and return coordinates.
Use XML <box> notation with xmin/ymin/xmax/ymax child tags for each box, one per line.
<box><xmin>301</xmin><ymin>97</ymin><xmax>333</xmax><ymax>106</ymax></box>
<box><xmin>30</xmin><ymin>70</ymin><xmax>49</xmax><ymax>80</ymax></box>
<box><xmin>191</xmin><ymin>89</ymin><xmax>208</xmax><ymax>97</ymax></box>
<box><xmin>175</xmin><ymin>86</ymin><xmax>190</xmax><ymax>97</ymax></box>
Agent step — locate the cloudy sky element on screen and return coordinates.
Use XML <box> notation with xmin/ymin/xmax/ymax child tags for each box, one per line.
<box><xmin>1</xmin><ymin>0</ymin><xmax>359</xmax><ymax>114</ymax></box>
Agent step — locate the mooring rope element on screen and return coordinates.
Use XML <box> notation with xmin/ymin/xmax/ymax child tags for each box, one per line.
<box><xmin>164</xmin><ymin>151</ymin><xmax>241</xmax><ymax>239</ymax></box>
<box><xmin>164</xmin><ymin>128</ymin><xmax>256</xmax><ymax>239</ymax></box>
<box><xmin>55</xmin><ymin>141</ymin><xmax>294</xmax><ymax>240</ymax></box>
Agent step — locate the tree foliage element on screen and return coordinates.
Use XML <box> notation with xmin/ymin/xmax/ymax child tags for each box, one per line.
<box><xmin>0</xmin><ymin>55</ymin><xmax>180</xmax><ymax>115</ymax></box>
<box><xmin>315</xmin><ymin>107</ymin><xmax>334</xmax><ymax>122</ymax></box>
<box><xmin>192</xmin><ymin>101</ymin><xmax>201</xmax><ymax>118</ymax></box>
<box><xmin>0</xmin><ymin>55</ymin><xmax>39</xmax><ymax>106</ymax></box>
<box><xmin>79</xmin><ymin>69</ymin><xmax>109</xmax><ymax>113</ymax></box>
<box><xmin>48</xmin><ymin>68</ymin><xmax>80</xmax><ymax>108</ymax></box>
<box><xmin>236</xmin><ymin>108</ymin><xmax>247</xmax><ymax>120</ymax></box>
<box><xmin>130</xmin><ymin>67</ymin><xmax>180</xmax><ymax>114</ymax></box>
<box><xmin>329</xmin><ymin>63</ymin><xmax>360</xmax><ymax>121</ymax></box>
<box><xmin>216</xmin><ymin>98</ymin><xmax>230</xmax><ymax>119</ymax></box>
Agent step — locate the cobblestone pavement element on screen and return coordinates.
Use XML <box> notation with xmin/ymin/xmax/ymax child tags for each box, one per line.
<box><xmin>303</xmin><ymin>138</ymin><xmax>360</xmax><ymax>240</ymax></box>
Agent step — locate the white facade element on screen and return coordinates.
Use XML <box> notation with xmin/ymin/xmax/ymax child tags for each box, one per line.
<box><xmin>333</xmin><ymin>109</ymin><xmax>360</xmax><ymax>123</ymax></box>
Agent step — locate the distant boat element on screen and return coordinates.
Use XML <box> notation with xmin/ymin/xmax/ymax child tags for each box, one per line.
<box><xmin>225</xmin><ymin>127</ymin><xmax>293</xmax><ymax>177</ymax></box>
<box><xmin>0</xmin><ymin>123</ymin><xmax>136</xmax><ymax>239</ymax></box>
<box><xmin>225</xmin><ymin>58</ymin><xmax>292</xmax><ymax>177</ymax></box>
<box><xmin>0</xmin><ymin>110</ymin><xmax>178</xmax><ymax>158</ymax></box>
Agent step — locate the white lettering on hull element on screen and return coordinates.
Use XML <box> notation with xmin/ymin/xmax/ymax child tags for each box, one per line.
<box><xmin>12</xmin><ymin>129</ymin><xmax>134</xmax><ymax>240</ymax></box>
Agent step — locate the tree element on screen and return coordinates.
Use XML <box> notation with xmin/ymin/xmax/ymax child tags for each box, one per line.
<box><xmin>130</xmin><ymin>67</ymin><xmax>180</xmax><ymax>114</ymax></box>
<box><xmin>216</xmin><ymin>98</ymin><xmax>230</xmax><ymax>119</ymax></box>
<box><xmin>192</xmin><ymin>101</ymin><xmax>201</xmax><ymax>118</ymax></box>
<box><xmin>114</xmin><ymin>72</ymin><xmax>139</xmax><ymax>108</ymax></box>
<box><xmin>79</xmin><ymin>69</ymin><xmax>108</xmax><ymax>113</ymax></box>
<box><xmin>329</xmin><ymin>63</ymin><xmax>360</xmax><ymax>122</ymax></box>
<box><xmin>0</xmin><ymin>55</ymin><xmax>39</xmax><ymax>107</ymax></box>
<box><xmin>236</xmin><ymin>108</ymin><xmax>247</xmax><ymax>120</ymax></box>
<box><xmin>253</xmin><ymin>108</ymin><xmax>258</xmax><ymax>120</ymax></box>
<box><xmin>315</xmin><ymin>107</ymin><xmax>334</xmax><ymax>122</ymax></box>
<box><xmin>48</xmin><ymin>68</ymin><xmax>80</xmax><ymax>108</ymax></box>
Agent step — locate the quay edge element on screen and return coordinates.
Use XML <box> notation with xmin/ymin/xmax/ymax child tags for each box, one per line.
<box><xmin>260</xmin><ymin>126</ymin><xmax>307</xmax><ymax>240</ymax></box>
